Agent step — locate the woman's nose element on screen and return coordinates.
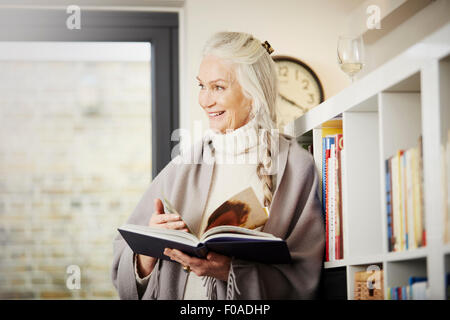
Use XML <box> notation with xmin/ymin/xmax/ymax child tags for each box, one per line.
<box><xmin>199</xmin><ymin>90</ymin><xmax>215</xmax><ymax>109</ymax></box>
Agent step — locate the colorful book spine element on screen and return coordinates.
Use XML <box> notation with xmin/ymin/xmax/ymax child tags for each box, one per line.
<box><xmin>389</xmin><ymin>277</ymin><xmax>428</xmax><ymax>300</ymax></box>
<box><xmin>323</xmin><ymin>137</ymin><xmax>329</xmax><ymax>261</ymax></box>
<box><xmin>386</xmin><ymin>158</ymin><xmax>393</xmax><ymax>252</ymax></box>
<box><xmin>406</xmin><ymin>149</ymin><xmax>416</xmax><ymax>249</ymax></box>
<box><xmin>386</xmin><ymin>136</ymin><xmax>426</xmax><ymax>252</ymax></box>
<box><xmin>328</xmin><ymin>141</ymin><xmax>336</xmax><ymax>261</ymax></box>
<box><xmin>322</xmin><ymin>137</ymin><xmax>327</xmax><ymax>220</ymax></box>
<box><xmin>412</xmin><ymin>146</ymin><xmax>421</xmax><ymax>248</ymax></box>
<box><xmin>340</xmin><ymin>149</ymin><xmax>345</xmax><ymax>259</ymax></box>
<box><xmin>319</xmin><ymin>125</ymin><xmax>343</xmax><ymax>262</ymax></box>
<box><xmin>418</xmin><ymin>136</ymin><xmax>426</xmax><ymax>246</ymax></box>
<box><xmin>335</xmin><ymin>134</ymin><xmax>343</xmax><ymax>260</ymax></box>
<box><xmin>391</xmin><ymin>153</ymin><xmax>400</xmax><ymax>252</ymax></box>
<box><xmin>401</xmin><ymin>150</ymin><xmax>407</xmax><ymax>251</ymax></box>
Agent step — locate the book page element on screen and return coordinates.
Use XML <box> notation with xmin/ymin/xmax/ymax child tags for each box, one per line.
<box><xmin>200</xmin><ymin>186</ymin><xmax>269</xmax><ymax>237</ymax></box>
<box><xmin>200</xmin><ymin>225</ymin><xmax>277</xmax><ymax>242</ymax></box>
<box><xmin>162</xmin><ymin>196</ymin><xmax>194</xmax><ymax>233</ymax></box>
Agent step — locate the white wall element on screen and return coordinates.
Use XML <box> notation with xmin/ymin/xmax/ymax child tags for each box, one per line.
<box><xmin>181</xmin><ymin>0</ymin><xmax>361</xmax><ymax>134</ymax></box>
<box><xmin>9</xmin><ymin>1</ymin><xmax>447</xmax><ymax>137</ymax></box>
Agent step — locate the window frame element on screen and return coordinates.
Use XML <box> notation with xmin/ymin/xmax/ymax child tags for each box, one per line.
<box><xmin>0</xmin><ymin>9</ymin><xmax>179</xmax><ymax>178</ymax></box>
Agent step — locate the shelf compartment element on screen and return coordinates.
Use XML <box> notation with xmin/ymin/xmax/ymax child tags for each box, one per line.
<box><xmin>384</xmin><ymin>258</ymin><xmax>427</xmax><ymax>298</ymax></box>
<box><xmin>379</xmin><ymin>91</ymin><xmax>422</xmax><ymax>159</ymax></box>
<box><xmin>378</xmin><ymin>89</ymin><xmax>424</xmax><ymax>254</ymax></box>
<box><xmin>347</xmin><ymin>263</ymin><xmax>384</xmax><ymax>300</ymax></box>
<box><xmin>343</xmin><ymin>110</ymin><xmax>382</xmax><ymax>257</ymax></box>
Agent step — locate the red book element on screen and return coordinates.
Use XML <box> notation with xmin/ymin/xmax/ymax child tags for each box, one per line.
<box><xmin>335</xmin><ymin>134</ymin><xmax>343</xmax><ymax>260</ymax></box>
<box><xmin>325</xmin><ymin>146</ymin><xmax>330</xmax><ymax>262</ymax></box>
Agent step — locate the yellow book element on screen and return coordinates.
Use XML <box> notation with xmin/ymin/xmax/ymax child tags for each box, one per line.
<box><xmin>395</xmin><ymin>151</ymin><xmax>404</xmax><ymax>251</ymax></box>
<box><xmin>412</xmin><ymin>147</ymin><xmax>422</xmax><ymax>248</ymax></box>
<box><xmin>406</xmin><ymin>149</ymin><xmax>415</xmax><ymax>250</ymax></box>
<box><xmin>400</xmin><ymin>150</ymin><xmax>406</xmax><ymax>251</ymax></box>
<box><xmin>321</xmin><ymin>118</ymin><xmax>342</xmax><ymax>137</ymax></box>
<box><xmin>322</xmin><ymin>127</ymin><xmax>342</xmax><ymax>138</ymax></box>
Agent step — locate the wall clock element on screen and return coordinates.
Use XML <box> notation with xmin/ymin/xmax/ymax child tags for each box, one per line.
<box><xmin>272</xmin><ymin>55</ymin><xmax>324</xmax><ymax>131</ymax></box>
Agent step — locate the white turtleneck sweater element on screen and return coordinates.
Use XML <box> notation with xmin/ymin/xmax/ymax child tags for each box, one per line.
<box><xmin>134</xmin><ymin>117</ymin><xmax>275</xmax><ymax>299</ymax></box>
<box><xmin>184</xmin><ymin>117</ymin><xmax>272</xmax><ymax>299</ymax></box>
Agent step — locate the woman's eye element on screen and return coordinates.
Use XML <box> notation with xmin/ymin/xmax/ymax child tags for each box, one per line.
<box><xmin>215</xmin><ymin>85</ymin><xmax>225</xmax><ymax>91</ymax></box>
<box><xmin>198</xmin><ymin>83</ymin><xmax>205</xmax><ymax>89</ymax></box>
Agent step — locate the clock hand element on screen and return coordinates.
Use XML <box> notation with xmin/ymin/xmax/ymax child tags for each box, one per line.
<box><xmin>279</xmin><ymin>93</ymin><xmax>306</xmax><ymax>112</ymax></box>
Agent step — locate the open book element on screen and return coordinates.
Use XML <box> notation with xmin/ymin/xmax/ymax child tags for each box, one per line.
<box><xmin>118</xmin><ymin>187</ymin><xmax>291</xmax><ymax>264</ymax></box>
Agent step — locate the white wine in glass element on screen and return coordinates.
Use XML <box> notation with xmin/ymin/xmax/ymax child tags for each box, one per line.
<box><xmin>337</xmin><ymin>35</ymin><xmax>365</xmax><ymax>82</ymax></box>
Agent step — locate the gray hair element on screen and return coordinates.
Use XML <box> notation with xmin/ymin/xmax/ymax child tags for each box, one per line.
<box><xmin>202</xmin><ymin>31</ymin><xmax>279</xmax><ymax>207</ymax></box>
<box><xmin>202</xmin><ymin>31</ymin><xmax>278</xmax><ymax>131</ymax></box>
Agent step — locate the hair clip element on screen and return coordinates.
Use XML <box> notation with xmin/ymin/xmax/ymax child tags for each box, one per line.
<box><xmin>261</xmin><ymin>41</ymin><xmax>274</xmax><ymax>55</ymax></box>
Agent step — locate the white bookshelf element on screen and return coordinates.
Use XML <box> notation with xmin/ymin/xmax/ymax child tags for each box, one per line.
<box><xmin>285</xmin><ymin>22</ymin><xmax>450</xmax><ymax>299</ymax></box>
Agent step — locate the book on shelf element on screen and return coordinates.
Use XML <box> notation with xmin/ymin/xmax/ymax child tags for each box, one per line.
<box><xmin>354</xmin><ymin>269</ymin><xmax>384</xmax><ymax>300</ymax></box>
<box><xmin>326</xmin><ymin>138</ymin><xmax>335</xmax><ymax>261</ymax></box>
<box><xmin>418</xmin><ymin>135</ymin><xmax>426</xmax><ymax>247</ymax></box>
<box><xmin>385</xmin><ymin>136</ymin><xmax>426</xmax><ymax>252</ymax></box>
<box><xmin>388</xmin><ymin>276</ymin><xmax>428</xmax><ymax>300</ymax></box>
<box><xmin>335</xmin><ymin>134</ymin><xmax>344</xmax><ymax>261</ymax></box>
<box><xmin>385</xmin><ymin>158</ymin><xmax>394</xmax><ymax>252</ymax></box>
<box><xmin>314</xmin><ymin>121</ymin><xmax>344</xmax><ymax>262</ymax></box>
<box><xmin>118</xmin><ymin>187</ymin><xmax>292</xmax><ymax>264</ymax></box>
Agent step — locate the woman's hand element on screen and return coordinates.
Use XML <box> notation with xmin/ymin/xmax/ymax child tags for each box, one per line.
<box><xmin>163</xmin><ymin>248</ymin><xmax>231</xmax><ymax>282</ymax></box>
<box><xmin>136</xmin><ymin>198</ymin><xmax>189</xmax><ymax>278</ymax></box>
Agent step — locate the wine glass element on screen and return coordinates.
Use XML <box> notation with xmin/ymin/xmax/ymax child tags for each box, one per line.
<box><xmin>337</xmin><ymin>35</ymin><xmax>365</xmax><ymax>82</ymax></box>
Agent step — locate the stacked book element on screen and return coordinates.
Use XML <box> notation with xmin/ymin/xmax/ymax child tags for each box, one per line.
<box><xmin>354</xmin><ymin>269</ymin><xmax>384</xmax><ymax>300</ymax></box>
<box><xmin>385</xmin><ymin>136</ymin><xmax>426</xmax><ymax>252</ymax></box>
<box><xmin>313</xmin><ymin>118</ymin><xmax>344</xmax><ymax>262</ymax></box>
<box><xmin>387</xmin><ymin>276</ymin><xmax>428</xmax><ymax>300</ymax></box>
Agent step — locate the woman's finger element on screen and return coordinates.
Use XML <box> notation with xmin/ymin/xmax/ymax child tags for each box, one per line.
<box><xmin>152</xmin><ymin>213</ymin><xmax>181</xmax><ymax>224</ymax></box>
<box><xmin>171</xmin><ymin>249</ymin><xmax>206</xmax><ymax>268</ymax></box>
<box><xmin>165</xmin><ymin>249</ymin><xmax>195</xmax><ymax>266</ymax></box>
<box><xmin>167</xmin><ymin>248</ymin><xmax>190</xmax><ymax>263</ymax></box>
<box><xmin>163</xmin><ymin>221</ymin><xmax>186</xmax><ymax>230</ymax></box>
<box><xmin>164</xmin><ymin>248</ymin><xmax>186</xmax><ymax>265</ymax></box>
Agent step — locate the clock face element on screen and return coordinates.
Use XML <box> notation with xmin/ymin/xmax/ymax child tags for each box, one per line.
<box><xmin>273</xmin><ymin>56</ymin><xmax>324</xmax><ymax>131</ymax></box>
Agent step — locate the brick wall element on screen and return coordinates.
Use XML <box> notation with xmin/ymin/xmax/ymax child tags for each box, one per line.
<box><xmin>0</xmin><ymin>60</ymin><xmax>151</xmax><ymax>299</ymax></box>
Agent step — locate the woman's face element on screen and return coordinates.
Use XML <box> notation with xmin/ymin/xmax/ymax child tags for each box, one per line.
<box><xmin>197</xmin><ymin>54</ymin><xmax>252</xmax><ymax>133</ymax></box>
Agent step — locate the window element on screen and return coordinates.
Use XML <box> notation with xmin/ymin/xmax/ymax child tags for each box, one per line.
<box><xmin>0</xmin><ymin>9</ymin><xmax>178</xmax><ymax>300</ymax></box>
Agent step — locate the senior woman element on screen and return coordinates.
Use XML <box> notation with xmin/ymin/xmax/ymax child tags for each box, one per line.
<box><xmin>112</xmin><ymin>32</ymin><xmax>325</xmax><ymax>300</ymax></box>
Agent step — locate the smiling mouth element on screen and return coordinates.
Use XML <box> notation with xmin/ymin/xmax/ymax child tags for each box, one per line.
<box><xmin>208</xmin><ymin>111</ymin><xmax>225</xmax><ymax>117</ymax></box>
